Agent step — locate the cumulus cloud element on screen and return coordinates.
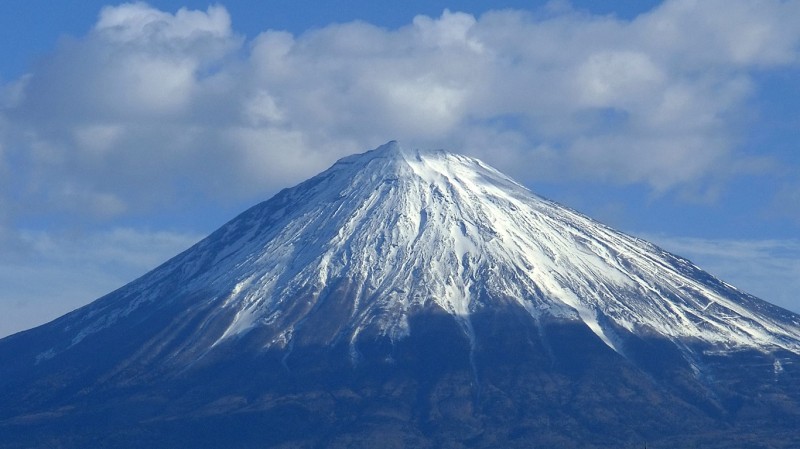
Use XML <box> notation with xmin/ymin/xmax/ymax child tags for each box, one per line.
<box><xmin>2</xmin><ymin>1</ymin><xmax>800</xmax><ymax>225</ymax></box>
<box><xmin>637</xmin><ymin>0</ymin><xmax>800</xmax><ymax>67</ymax></box>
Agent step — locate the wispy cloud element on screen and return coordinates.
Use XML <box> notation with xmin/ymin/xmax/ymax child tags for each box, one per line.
<box><xmin>648</xmin><ymin>235</ymin><xmax>800</xmax><ymax>313</ymax></box>
<box><xmin>0</xmin><ymin>227</ymin><xmax>202</xmax><ymax>337</ymax></box>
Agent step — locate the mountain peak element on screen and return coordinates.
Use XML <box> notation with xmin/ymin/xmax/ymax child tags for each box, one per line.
<box><xmin>375</xmin><ymin>139</ymin><xmax>402</xmax><ymax>153</ymax></box>
<box><xmin>329</xmin><ymin>141</ymin><xmax>520</xmax><ymax>197</ymax></box>
<box><xmin>333</xmin><ymin>140</ymin><xmax>449</xmax><ymax>173</ymax></box>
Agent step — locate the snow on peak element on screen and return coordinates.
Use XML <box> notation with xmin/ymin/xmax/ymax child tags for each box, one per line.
<box><xmin>62</xmin><ymin>142</ymin><xmax>800</xmax><ymax>359</ymax></box>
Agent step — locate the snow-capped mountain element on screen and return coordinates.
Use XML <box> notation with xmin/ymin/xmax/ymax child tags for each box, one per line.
<box><xmin>45</xmin><ymin>140</ymin><xmax>800</xmax><ymax>360</ymax></box>
<box><xmin>2</xmin><ymin>141</ymin><xmax>799</xmax><ymax>449</ymax></box>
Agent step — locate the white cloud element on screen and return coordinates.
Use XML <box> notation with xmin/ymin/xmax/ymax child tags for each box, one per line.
<box><xmin>638</xmin><ymin>0</ymin><xmax>800</xmax><ymax>67</ymax></box>
<box><xmin>95</xmin><ymin>2</ymin><xmax>232</xmax><ymax>43</ymax></box>
<box><xmin>2</xmin><ymin>1</ymin><xmax>799</xmax><ymax>225</ymax></box>
<box><xmin>648</xmin><ymin>235</ymin><xmax>800</xmax><ymax>314</ymax></box>
<box><xmin>575</xmin><ymin>50</ymin><xmax>666</xmax><ymax>108</ymax></box>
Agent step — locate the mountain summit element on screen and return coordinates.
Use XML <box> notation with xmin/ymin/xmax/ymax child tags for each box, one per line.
<box><xmin>2</xmin><ymin>142</ymin><xmax>800</xmax><ymax>448</ymax></box>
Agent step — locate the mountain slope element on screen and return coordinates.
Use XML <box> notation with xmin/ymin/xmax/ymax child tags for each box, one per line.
<box><xmin>1</xmin><ymin>141</ymin><xmax>799</xmax><ymax>448</ymax></box>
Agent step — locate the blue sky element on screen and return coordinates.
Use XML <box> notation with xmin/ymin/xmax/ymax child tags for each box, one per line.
<box><xmin>1</xmin><ymin>0</ymin><xmax>799</xmax><ymax>337</ymax></box>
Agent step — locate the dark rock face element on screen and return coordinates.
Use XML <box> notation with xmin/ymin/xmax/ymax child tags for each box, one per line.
<box><xmin>2</xmin><ymin>302</ymin><xmax>800</xmax><ymax>449</ymax></box>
